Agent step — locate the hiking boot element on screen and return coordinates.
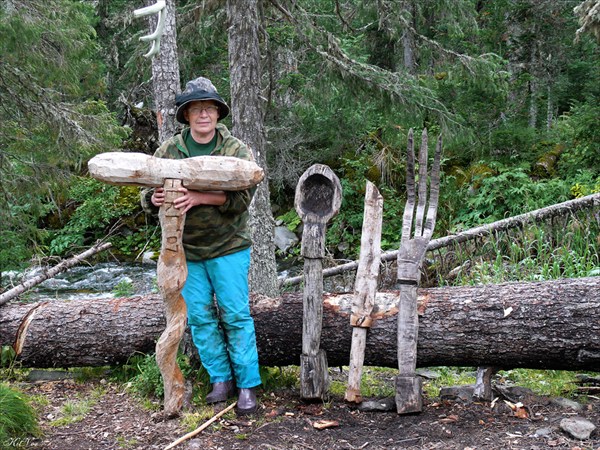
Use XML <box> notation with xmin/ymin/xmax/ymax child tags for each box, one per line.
<box><xmin>205</xmin><ymin>380</ymin><xmax>235</xmax><ymax>403</ymax></box>
<box><xmin>236</xmin><ymin>388</ymin><xmax>258</xmax><ymax>415</ymax></box>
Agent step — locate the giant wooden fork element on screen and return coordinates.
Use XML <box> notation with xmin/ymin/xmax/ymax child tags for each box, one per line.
<box><xmin>395</xmin><ymin>128</ymin><xmax>442</xmax><ymax>414</ymax></box>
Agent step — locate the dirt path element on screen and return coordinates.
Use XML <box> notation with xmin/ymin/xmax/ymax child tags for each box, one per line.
<box><xmin>14</xmin><ymin>378</ymin><xmax>600</xmax><ymax>449</ymax></box>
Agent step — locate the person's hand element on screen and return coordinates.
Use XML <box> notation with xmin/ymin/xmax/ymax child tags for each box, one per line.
<box><xmin>172</xmin><ymin>187</ymin><xmax>203</xmax><ymax>214</ymax></box>
<box><xmin>172</xmin><ymin>187</ymin><xmax>226</xmax><ymax>214</ymax></box>
<box><xmin>151</xmin><ymin>187</ymin><xmax>165</xmax><ymax>207</ymax></box>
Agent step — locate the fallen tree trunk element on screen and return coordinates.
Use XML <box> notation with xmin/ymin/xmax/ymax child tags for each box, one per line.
<box><xmin>1</xmin><ymin>277</ymin><xmax>599</xmax><ymax>371</ymax></box>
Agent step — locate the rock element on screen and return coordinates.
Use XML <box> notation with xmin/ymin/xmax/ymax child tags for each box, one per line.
<box><xmin>187</xmin><ymin>439</ymin><xmax>204</xmax><ymax>450</ymax></box>
<box><xmin>559</xmin><ymin>417</ymin><xmax>596</xmax><ymax>440</ymax></box>
<box><xmin>274</xmin><ymin>226</ymin><xmax>299</xmax><ymax>253</ymax></box>
<box><xmin>552</xmin><ymin>397</ymin><xmax>583</xmax><ymax>411</ymax></box>
<box><xmin>357</xmin><ymin>397</ymin><xmax>395</xmax><ymax>412</ymax></box>
<box><xmin>440</xmin><ymin>385</ymin><xmax>475</xmax><ymax>402</ymax></box>
<box><xmin>533</xmin><ymin>427</ymin><xmax>552</xmax><ymax>438</ymax></box>
<box><xmin>142</xmin><ymin>251</ymin><xmax>158</xmax><ymax>265</ymax></box>
<box><xmin>415</xmin><ymin>369</ymin><xmax>441</xmax><ymax>379</ymax></box>
<box><xmin>575</xmin><ymin>374</ymin><xmax>600</xmax><ymax>385</ymax></box>
<box><xmin>27</xmin><ymin>369</ymin><xmax>74</xmax><ymax>382</ymax></box>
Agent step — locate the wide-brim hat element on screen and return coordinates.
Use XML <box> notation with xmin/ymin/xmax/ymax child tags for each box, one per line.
<box><xmin>175</xmin><ymin>77</ymin><xmax>230</xmax><ymax>124</ymax></box>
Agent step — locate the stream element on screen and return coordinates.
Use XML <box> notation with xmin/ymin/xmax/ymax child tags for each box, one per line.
<box><xmin>2</xmin><ymin>262</ymin><xmax>158</xmax><ymax>303</ymax></box>
<box><xmin>1</xmin><ymin>259</ymin><xmax>313</xmax><ymax>303</ymax></box>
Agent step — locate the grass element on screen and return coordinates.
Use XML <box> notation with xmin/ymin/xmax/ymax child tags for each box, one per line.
<box><xmin>329</xmin><ymin>366</ymin><xmax>396</xmax><ymax>399</ymax></box>
<box><xmin>116</xmin><ymin>435</ymin><xmax>138</xmax><ymax>448</ymax></box>
<box><xmin>48</xmin><ymin>385</ymin><xmax>105</xmax><ymax>427</ymax></box>
<box><xmin>180</xmin><ymin>405</ymin><xmax>238</xmax><ymax>433</ymax></box>
<box><xmin>497</xmin><ymin>369</ymin><xmax>580</xmax><ymax>398</ymax></box>
<box><xmin>421</xmin><ymin>367</ymin><xmax>477</xmax><ymax>399</ymax></box>
<box><xmin>438</xmin><ymin>219</ymin><xmax>599</xmax><ymax>286</ymax></box>
<box><xmin>0</xmin><ymin>383</ymin><xmax>40</xmax><ymax>445</ymax></box>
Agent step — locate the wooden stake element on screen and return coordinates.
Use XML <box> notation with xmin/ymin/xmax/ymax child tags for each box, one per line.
<box><xmin>163</xmin><ymin>401</ymin><xmax>237</xmax><ymax>450</ymax></box>
<box><xmin>345</xmin><ymin>182</ymin><xmax>383</xmax><ymax>403</ymax></box>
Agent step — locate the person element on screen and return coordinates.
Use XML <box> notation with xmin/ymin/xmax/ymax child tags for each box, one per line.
<box><xmin>142</xmin><ymin>76</ymin><xmax>261</xmax><ymax>415</ymax></box>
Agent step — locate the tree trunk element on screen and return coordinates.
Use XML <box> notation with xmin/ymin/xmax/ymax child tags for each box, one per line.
<box><xmin>2</xmin><ymin>277</ymin><xmax>599</xmax><ymax>371</ymax></box>
<box><xmin>227</xmin><ymin>0</ymin><xmax>279</xmax><ymax>298</ymax></box>
<box><xmin>147</xmin><ymin>0</ymin><xmax>180</xmax><ymax>142</ymax></box>
<box><xmin>400</xmin><ymin>1</ymin><xmax>416</xmax><ymax>73</ymax></box>
<box><xmin>528</xmin><ymin>40</ymin><xmax>538</xmax><ymax>130</ymax></box>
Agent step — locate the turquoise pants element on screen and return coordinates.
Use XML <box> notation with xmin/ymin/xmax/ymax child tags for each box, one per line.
<box><xmin>182</xmin><ymin>248</ymin><xmax>261</xmax><ymax>388</ymax></box>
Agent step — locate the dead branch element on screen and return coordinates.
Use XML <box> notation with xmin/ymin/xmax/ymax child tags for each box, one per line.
<box><xmin>281</xmin><ymin>193</ymin><xmax>600</xmax><ymax>287</ymax></box>
<box><xmin>164</xmin><ymin>401</ymin><xmax>237</xmax><ymax>450</ymax></box>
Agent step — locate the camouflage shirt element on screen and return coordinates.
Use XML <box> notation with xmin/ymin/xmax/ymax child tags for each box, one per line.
<box><xmin>142</xmin><ymin>123</ymin><xmax>255</xmax><ymax>261</ymax></box>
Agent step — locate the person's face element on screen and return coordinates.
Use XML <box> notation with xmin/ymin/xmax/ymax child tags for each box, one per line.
<box><xmin>184</xmin><ymin>100</ymin><xmax>219</xmax><ymax>139</ymax></box>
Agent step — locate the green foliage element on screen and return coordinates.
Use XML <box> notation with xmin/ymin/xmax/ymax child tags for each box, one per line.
<box><xmin>0</xmin><ymin>383</ymin><xmax>40</xmax><ymax>444</ymax></box>
<box><xmin>489</xmin><ymin>125</ymin><xmax>537</xmax><ymax>159</ymax></box>
<box><xmin>555</xmin><ymin>101</ymin><xmax>600</xmax><ymax>178</ymax></box>
<box><xmin>440</xmin><ymin>219</ymin><xmax>599</xmax><ymax>286</ymax></box>
<box><xmin>0</xmin><ymin>0</ymin><xmax>127</xmax><ymax>267</ymax></box>
<box><xmin>1</xmin><ymin>346</ymin><xmax>16</xmax><ymax>370</ymax></box>
<box><xmin>497</xmin><ymin>369</ymin><xmax>580</xmax><ymax>398</ymax></box>
<box><xmin>46</xmin><ymin>178</ymin><xmax>141</xmax><ymax>256</ymax></box>
<box><xmin>112</xmin><ymin>280</ymin><xmax>134</xmax><ymax>298</ymax></box>
<box><xmin>117</xmin><ymin>353</ymin><xmax>200</xmax><ymax>402</ymax></box>
<box><xmin>326</xmin><ymin>149</ymin><xmax>408</xmax><ymax>259</ymax></box>
<box><xmin>276</xmin><ymin>210</ymin><xmax>302</xmax><ymax>232</ymax></box>
<box><xmin>444</xmin><ymin>165</ymin><xmax>572</xmax><ymax>230</ymax></box>
<box><xmin>260</xmin><ymin>366</ymin><xmax>299</xmax><ymax>391</ymax></box>
<box><xmin>119</xmin><ymin>353</ymin><xmax>165</xmax><ymax>399</ymax></box>
<box><xmin>111</xmin><ymin>225</ymin><xmax>161</xmax><ymax>259</ymax></box>
<box><xmin>0</xmin><ymin>231</ymin><xmax>32</xmax><ymax>271</ymax></box>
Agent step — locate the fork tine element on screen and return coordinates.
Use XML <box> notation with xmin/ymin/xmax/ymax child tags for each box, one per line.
<box><xmin>414</xmin><ymin>129</ymin><xmax>429</xmax><ymax>237</ymax></box>
<box><xmin>401</xmin><ymin>129</ymin><xmax>416</xmax><ymax>246</ymax></box>
<box><xmin>423</xmin><ymin>134</ymin><xmax>442</xmax><ymax>239</ymax></box>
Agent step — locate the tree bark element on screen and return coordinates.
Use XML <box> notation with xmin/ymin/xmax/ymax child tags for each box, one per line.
<box><xmin>228</xmin><ymin>0</ymin><xmax>279</xmax><ymax>298</ymax></box>
<box><xmin>1</xmin><ymin>277</ymin><xmax>599</xmax><ymax>371</ymax></box>
<box><xmin>146</xmin><ymin>0</ymin><xmax>180</xmax><ymax>142</ymax></box>
<box><xmin>399</xmin><ymin>1</ymin><xmax>416</xmax><ymax>73</ymax></box>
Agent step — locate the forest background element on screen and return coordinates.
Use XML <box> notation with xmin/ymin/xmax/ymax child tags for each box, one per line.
<box><xmin>0</xmin><ymin>0</ymin><xmax>599</xmax><ymax>291</ymax></box>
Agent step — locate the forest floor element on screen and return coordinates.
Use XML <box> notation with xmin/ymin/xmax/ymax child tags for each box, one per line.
<box><xmin>11</xmin><ymin>370</ymin><xmax>600</xmax><ymax>450</ymax></box>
